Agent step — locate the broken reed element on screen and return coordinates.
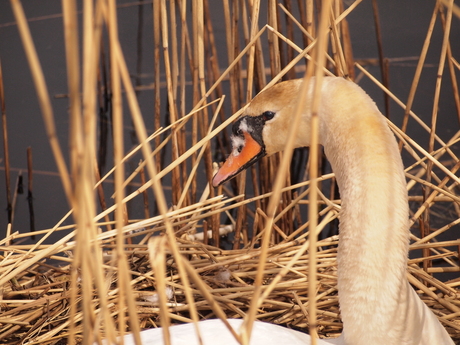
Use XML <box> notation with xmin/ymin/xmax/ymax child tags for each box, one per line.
<box><xmin>1</xmin><ymin>0</ymin><xmax>460</xmax><ymax>344</ymax></box>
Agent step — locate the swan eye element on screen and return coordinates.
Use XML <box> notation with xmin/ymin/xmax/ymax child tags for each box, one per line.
<box><xmin>262</xmin><ymin>111</ymin><xmax>275</xmax><ymax>121</ymax></box>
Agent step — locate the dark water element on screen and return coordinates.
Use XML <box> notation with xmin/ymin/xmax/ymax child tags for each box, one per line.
<box><xmin>0</xmin><ymin>1</ymin><xmax>459</xmax><ymax>282</ymax></box>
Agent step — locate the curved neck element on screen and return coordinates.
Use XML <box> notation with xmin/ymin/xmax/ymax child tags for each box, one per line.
<box><xmin>310</xmin><ymin>78</ymin><xmax>454</xmax><ymax>345</ymax></box>
<box><xmin>319</xmin><ymin>79</ymin><xmax>411</xmax><ymax>344</ymax></box>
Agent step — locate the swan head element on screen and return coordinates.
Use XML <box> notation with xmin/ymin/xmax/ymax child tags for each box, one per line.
<box><xmin>212</xmin><ymin>79</ymin><xmax>308</xmax><ymax>187</ymax></box>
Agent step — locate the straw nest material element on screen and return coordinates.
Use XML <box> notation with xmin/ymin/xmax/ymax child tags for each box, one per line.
<box><xmin>0</xmin><ymin>210</ymin><xmax>459</xmax><ymax>344</ymax></box>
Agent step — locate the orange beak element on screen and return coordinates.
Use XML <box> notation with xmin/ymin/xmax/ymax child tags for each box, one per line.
<box><xmin>212</xmin><ymin>131</ymin><xmax>264</xmax><ymax>187</ymax></box>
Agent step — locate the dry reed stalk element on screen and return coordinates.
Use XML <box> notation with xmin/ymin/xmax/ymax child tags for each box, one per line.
<box><xmin>438</xmin><ymin>5</ymin><xmax>460</xmax><ymax>123</ymax></box>
<box><xmin>26</xmin><ymin>147</ymin><xmax>35</xmax><ymax>238</ymax></box>
<box><xmin>153</xmin><ymin>0</ymin><xmax>162</xmax><ymax>174</ymax></box>
<box><xmin>268</xmin><ymin>0</ymin><xmax>281</xmax><ymax>78</ymax></box>
<box><xmin>60</xmin><ymin>0</ymin><xmax>81</xmax><ymax>327</ymax></box>
<box><xmin>400</xmin><ymin>1</ymin><xmax>440</xmax><ymax>150</ymax></box>
<box><xmin>75</xmin><ymin>1</ymin><xmax>113</xmax><ymax>343</ymax></box>
<box><xmin>306</xmin><ymin>0</ymin><xmax>315</xmax><ymax>40</ymax></box>
<box><xmin>280</xmin><ymin>1</ymin><xmax>296</xmax><ymax>81</ymax></box>
<box><xmin>139</xmin><ymin>163</ymin><xmax>150</xmax><ymax>219</ymax></box>
<box><xmin>202</xmin><ymin>3</ymin><xmax>225</xmax><ymax>240</ymax></box>
<box><xmin>371</xmin><ymin>0</ymin><xmax>390</xmax><ymax>117</ymax></box>
<box><xmin>0</xmin><ymin>60</ymin><xmax>12</xmax><ymax>227</ymax></box>
<box><xmin>304</xmin><ymin>1</ymin><xmax>334</xmax><ymax>341</ymax></box>
<box><xmin>106</xmin><ymin>0</ymin><xmax>138</xmax><ymax>342</ymax></box>
<box><xmin>338</xmin><ymin>1</ymin><xmax>354</xmax><ymax>80</ymax></box>
<box><xmin>233</xmin><ymin>1</ymin><xmax>263</xmax><ymax>251</ymax></box>
<box><xmin>429</xmin><ymin>0</ymin><xmax>454</xmax><ymax>152</ymax></box>
<box><xmin>328</xmin><ymin>10</ymin><xmax>346</xmax><ymax>78</ymax></box>
<box><xmin>160</xmin><ymin>0</ymin><xmax>181</xmax><ymax>207</ymax></box>
<box><xmin>148</xmin><ymin>236</ymin><xmax>171</xmax><ymax>345</ymax></box>
<box><xmin>95</xmin><ymin>165</ymin><xmax>113</xmax><ymax>232</ymax></box>
<box><xmin>178</xmin><ymin>0</ymin><xmax>191</xmax><ymax>204</ymax></box>
<box><xmin>61</xmin><ymin>0</ymin><xmax>82</xmax><ymax>181</ymax></box>
<box><xmin>451</xmin><ymin>57</ymin><xmax>460</xmax><ymax>71</ymax></box>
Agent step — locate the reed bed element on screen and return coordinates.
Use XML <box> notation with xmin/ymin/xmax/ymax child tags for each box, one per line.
<box><xmin>1</xmin><ymin>0</ymin><xmax>459</xmax><ymax>344</ymax></box>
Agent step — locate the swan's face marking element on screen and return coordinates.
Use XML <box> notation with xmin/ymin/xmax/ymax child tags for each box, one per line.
<box><xmin>212</xmin><ymin>114</ymin><xmax>274</xmax><ymax>187</ymax></box>
<box><xmin>238</xmin><ymin>117</ymin><xmax>251</xmax><ymax>133</ymax></box>
<box><xmin>230</xmin><ymin>133</ymin><xmax>245</xmax><ymax>157</ymax></box>
<box><xmin>213</xmin><ymin>79</ymin><xmax>307</xmax><ymax>186</ymax></box>
<box><xmin>230</xmin><ymin>117</ymin><xmax>250</xmax><ymax>157</ymax></box>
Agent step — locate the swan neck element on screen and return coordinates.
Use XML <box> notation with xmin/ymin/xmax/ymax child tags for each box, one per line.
<box><xmin>318</xmin><ymin>79</ymin><xmax>411</xmax><ymax>343</ymax></box>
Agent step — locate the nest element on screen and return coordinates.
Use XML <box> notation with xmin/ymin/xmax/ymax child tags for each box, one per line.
<box><xmin>1</xmin><ymin>218</ymin><xmax>459</xmax><ymax>344</ymax></box>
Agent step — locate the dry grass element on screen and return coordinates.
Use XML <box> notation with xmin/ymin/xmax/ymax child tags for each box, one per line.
<box><xmin>1</xmin><ymin>0</ymin><xmax>459</xmax><ymax>344</ymax></box>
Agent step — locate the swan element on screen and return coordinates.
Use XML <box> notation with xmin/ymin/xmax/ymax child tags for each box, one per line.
<box><xmin>110</xmin><ymin>77</ymin><xmax>454</xmax><ymax>345</ymax></box>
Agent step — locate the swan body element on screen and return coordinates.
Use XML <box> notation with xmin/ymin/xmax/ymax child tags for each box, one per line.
<box><xmin>112</xmin><ymin>77</ymin><xmax>454</xmax><ymax>345</ymax></box>
<box><xmin>111</xmin><ymin>319</ymin><xmax>340</xmax><ymax>345</ymax></box>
